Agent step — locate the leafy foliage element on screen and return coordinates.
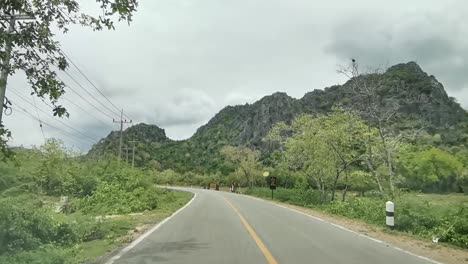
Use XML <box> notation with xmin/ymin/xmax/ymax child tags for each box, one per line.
<box><xmin>88</xmin><ymin>62</ymin><xmax>468</xmax><ymax>177</ymax></box>
<box><xmin>0</xmin><ymin>0</ymin><xmax>140</xmax><ymax>152</ymax></box>
<box><xmin>247</xmin><ymin>187</ymin><xmax>468</xmax><ymax>249</ymax></box>
<box><xmin>398</xmin><ymin>145</ymin><xmax>465</xmax><ymax>192</ymax></box>
<box><xmin>0</xmin><ymin>195</ymin><xmax>79</xmax><ymax>254</ymax></box>
<box><xmin>0</xmin><ymin>139</ymin><xmax>192</xmax><ymax>262</ymax></box>
<box><xmin>220</xmin><ymin>146</ymin><xmax>262</xmax><ymax>187</ymax></box>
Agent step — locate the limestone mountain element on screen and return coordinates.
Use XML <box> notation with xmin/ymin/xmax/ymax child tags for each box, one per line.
<box><xmin>88</xmin><ymin>123</ymin><xmax>170</xmax><ymax>160</ymax></box>
<box><xmin>88</xmin><ymin>62</ymin><xmax>468</xmax><ymax>173</ymax></box>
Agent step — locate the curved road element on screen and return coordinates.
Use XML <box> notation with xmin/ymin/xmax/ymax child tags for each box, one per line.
<box><xmin>110</xmin><ymin>188</ymin><xmax>437</xmax><ymax>264</ymax></box>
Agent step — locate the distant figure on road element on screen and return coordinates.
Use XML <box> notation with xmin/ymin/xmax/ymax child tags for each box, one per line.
<box><xmin>230</xmin><ymin>181</ymin><xmax>237</xmax><ymax>193</ymax></box>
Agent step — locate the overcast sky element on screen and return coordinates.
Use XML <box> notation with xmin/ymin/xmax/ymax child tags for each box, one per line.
<box><xmin>4</xmin><ymin>0</ymin><xmax>468</xmax><ymax>152</ymax></box>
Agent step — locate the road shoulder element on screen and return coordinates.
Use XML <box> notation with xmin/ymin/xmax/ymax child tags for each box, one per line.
<box><xmin>243</xmin><ymin>194</ymin><xmax>468</xmax><ymax>264</ymax></box>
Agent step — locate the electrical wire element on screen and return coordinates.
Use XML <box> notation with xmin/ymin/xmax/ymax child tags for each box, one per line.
<box><xmin>11</xmin><ymin>105</ymin><xmax>89</xmax><ymax>149</ymax></box>
<box><xmin>8</xmin><ymin>93</ymin><xmax>98</xmax><ymax>143</ymax></box>
<box><xmin>56</xmin><ymin>75</ymin><xmax>117</xmax><ymax>121</ymax></box>
<box><xmin>20</xmin><ymin>46</ymin><xmax>120</xmax><ymax>122</ymax></box>
<box><xmin>61</xmin><ymin>96</ymin><xmax>113</xmax><ymax>129</ymax></box>
<box><xmin>61</xmin><ymin>50</ymin><xmax>130</xmax><ymax>120</ymax></box>
<box><xmin>30</xmin><ymin>91</ymin><xmax>47</xmax><ymax>143</ymax></box>
<box><xmin>62</xmin><ymin>70</ymin><xmax>121</xmax><ymax>119</ymax></box>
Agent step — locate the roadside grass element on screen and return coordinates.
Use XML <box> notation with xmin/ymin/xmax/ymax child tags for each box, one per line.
<box><xmin>0</xmin><ymin>189</ymin><xmax>193</xmax><ymax>264</ymax></box>
<box><xmin>78</xmin><ymin>189</ymin><xmax>193</xmax><ymax>263</ymax></box>
<box><xmin>244</xmin><ymin>188</ymin><xmax>468</xmax><ymax>249</ymax></box>
<box><xmin>400</xmin><ymin>193</ymin><xmax>468</xmax><ymax>216</ymax></box>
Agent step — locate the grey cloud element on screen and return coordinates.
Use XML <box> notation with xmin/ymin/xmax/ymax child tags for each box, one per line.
<box><xmin>325</xmin><ymin>5</ymin><xmax>468</xmax><ymax>93</ymax></box>
<box><xmin>5</xmin><ymin>0</ymin><xmax>468</xmax><ymax>151</ymax></box>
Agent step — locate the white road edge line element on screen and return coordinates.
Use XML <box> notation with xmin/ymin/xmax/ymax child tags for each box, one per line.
<box><xmin>105</xmin><ymin>191</ymin><xmax>197</xmax><ymax>264</ymax></box>
<box><xmin>244</xmin><ymin>194</ymin><xmax>444</xmax><ymax>264</ymax></box>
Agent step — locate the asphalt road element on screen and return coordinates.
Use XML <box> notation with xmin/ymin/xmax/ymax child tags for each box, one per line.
<box><xmin>110</xmin><ymin>187</ymin><xmax>437</xmax><ymax>264</ymax></box>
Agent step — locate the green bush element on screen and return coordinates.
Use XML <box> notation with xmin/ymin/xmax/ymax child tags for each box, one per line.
<box><xmin>0</xmin><ymin>168</ymin><xmax>17</xmax><ymax>191</ymax></box>
<box><xmin>1</xmin><ymin>182</ymin><xmax>41</xmax><ymax>197</ymax></box>
<box><xmin>0</xmin><ymin>245</ymin><xmax>78</xmax><ymax>264</ymax></box>
<box><xmin>397</xmin><ymin>206</ymin><xmax>468</xmax><ymax>248</ymax></box>
<box><xmin>79</xmin><ymin>183</ymin><xmax>159</xmax><ymax>215</ymax></box>
<box><xmin>0</xmin><ymin>197</ymin><xmax>79</xmax><ymax>254</ymax></box>
<box><xmin>322</xmin><ymin>198</ymin><xmax>384</xmax><ymax>224</ymax></box>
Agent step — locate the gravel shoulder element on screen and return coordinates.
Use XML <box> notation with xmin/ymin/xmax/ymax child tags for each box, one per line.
<box><xmin>246</xmin><ymin>195</ymin><xmax>468</xmax><ymax>264</ymax></box>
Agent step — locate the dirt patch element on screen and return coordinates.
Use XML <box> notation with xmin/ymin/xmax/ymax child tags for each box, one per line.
<box><xmin>251</xmin><ymin>196</ymin><xmax>468</xmax><ymax>264</ymax></box>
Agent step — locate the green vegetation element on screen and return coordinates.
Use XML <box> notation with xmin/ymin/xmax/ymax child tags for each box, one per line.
<box><xmin>3</xmin><ymin>60</ymin><xmax>466</xmax><ymax>260</ymax></box>
<box><xmin>142</xmin><ymin>62</ymin><xmax>468</xmax><ymax>250</ymax></box>
<box><xmin>245</xmin><ymin>188</ymin><xmax>468</xmax><ymax>249</ymax></box>
<box><xmin>0</xmin><ymin>139</ymin><xmax>192</xmax><ymax>263</ymax></box>
<box><xmin>1</xmin><ymin>0</ymin><xmax>139</xmax><ymax>154</ymax></box>
<box><xmin>88</xmin><ymin>62</ymin><xmax>467</xmax><ymax>175</ymax></box>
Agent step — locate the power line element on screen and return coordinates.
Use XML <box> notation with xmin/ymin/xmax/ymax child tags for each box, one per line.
<box><xmin>30</xmin><ymin>91</ymin><xmax>46</xmax><ymax>143</ymax></box>
<box><xmin>61</xmin><ymin>50</ymin><xmax>131</xmax><ymax>120</ymax></box>
<box><xmin>8</xmin><ymin>92</ymin><xmax>98</xmax><ymax>143</ymax></box>
<box><xmin>11</xmin><ymin>105</ymin><xmax>89</xmax><ymax>149</ymax></box>
<box><xmin>11</xmin><ymin>87</ymin><xmax>111</xmax><ymax>132</ymax></box>
<box><xmin>62</xmin><ymin>70</ymin><xmax>121</xmax><ymax>119</ymax></box>
<box><xmin>56</xmin><ymin>75</ymin><xmax>117</xmax><ymax>121</ymax></box>
<box><xmin>4</xmin><ymin>23</ymin><xmax>132</xmax><ymax>129</ymax></box>
<box><xmin>61</xmin><ymin>96</ymin><xmax>112</xmax><ymax>129</ymax></box>
<box><xmin>11</xmin><ymin>87</ymin><xmax>112</xmax><ymax>132</ymax></box>
<box><xmin>20</xmin><ymin>46</ymin><xmax>119</xmax><ymax>122</ymax></box>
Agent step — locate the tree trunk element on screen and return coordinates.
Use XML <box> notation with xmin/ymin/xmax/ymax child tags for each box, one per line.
<box><xmin>365</xmin><ymin>157</ymin><xmax>384</xmax><ymax>193</ymax></box>
<box><xmin>365</xmin><ymin>116</ymin><xmax>384</xmax><ymax>194</ymax></box>
<box><xmin>331</xmin><ymin>169</ymin><xmax>340</xmax><ymax>201</ymax></box>
<box><xmin>241</xmin><ymin>166</ymin><xmax>250</xmax><ymax>188</ymax></box>
<box><xmin>342</xmin><ymin>168</ymin><xmax>349</xmax><ymax>201</ymax></box>
<box><xmin>387</xmin><ymin>148</ymin><xmax>395</xmax><ymax>198</ymax></box>
<box><xmin>319</xmin><ymin>178</ymin><xmax>327</xmax><ymax>203</ymax></box>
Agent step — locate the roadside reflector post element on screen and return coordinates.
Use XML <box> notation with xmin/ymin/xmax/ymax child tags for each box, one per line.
<box><xmin>386</xmin><ymin>201</ymin><xmax>394</xmax><ymax>229</ymax></box>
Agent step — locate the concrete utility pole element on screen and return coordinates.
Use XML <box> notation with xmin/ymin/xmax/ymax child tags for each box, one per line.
<box><xmin>0</xmin><ymin>17</ymin><xmax>15</xmax><ymax>124</ymax></box>
<box><xmin>0</xmin><ymin>14</ymin><xmax>34</xmax><ymax>124</ymax></box>
<box><xmin>113</xmin><ymin>109</ymin><xmax>132</xmax><ymax>163</ymax></box>
<box><xmin>129</xmin><ymin>140</ymin><xmax>138</xmax><ymax>167</ymax></box>
<box><xmin>125</xmin><ymin>145</ymin><xmax>129</xmax><ymax>163</ymax></box>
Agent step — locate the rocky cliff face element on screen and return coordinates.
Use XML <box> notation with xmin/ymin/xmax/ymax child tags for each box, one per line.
<box><xmin>87</xmin><ymin>123</ymin><xmax>170</xmax><ymax>157</ymax></box>
<box><xmin>88</xmin><ymin>62</ymin><xmax>467</xmax><ymax>171</ymax></box>
<box><xmin>193</xmin><ymin>62</ymin><xmax>467</xmax><ymax>149</ymax></box>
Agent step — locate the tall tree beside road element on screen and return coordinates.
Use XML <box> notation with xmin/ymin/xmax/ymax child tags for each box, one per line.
<box><xmin>338</xmin><ymin>61</ymin><xmax>426</xmax><ymax>198</ymax></box>
<box><xmin>220</xmin><ymin>146</ymin><xmax>261</xmax><ymax>188</ymax></box>
<box><xmin>266</xmin><ymin>110</ymin><xmax>368</xmax><ymax>202</ymax></box>
<box><xmin>0</xmin><ymin>0</ymin><xmax>138</xmax><ymax>153</ymax></box>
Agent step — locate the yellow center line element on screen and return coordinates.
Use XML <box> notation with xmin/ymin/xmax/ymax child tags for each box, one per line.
<box><xmin>223</xmin><ymin>196</ymin><xmax>279</xmax><ymax>264</ymax></box>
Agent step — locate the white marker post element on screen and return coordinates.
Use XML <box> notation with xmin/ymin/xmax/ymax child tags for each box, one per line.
<box><xmin>386</xmin><ymin>201</ymin><xmax>395</xmax><ymax>229</ymax></box>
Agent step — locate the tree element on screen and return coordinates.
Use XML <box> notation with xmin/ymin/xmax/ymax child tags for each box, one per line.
<box><xmin>338</xmin><ymin>60</ymin><xmax>425</xmax><ymax>197</ymax></box>
<box><xmin>276</xmin><ymin>114</ymin><xmax>335</xmax><ymax>201</ymax></box>
<box><xmin>37</xmin><ymin>138</ymin><xmax>70</xmax><ymax>195</ymax></box>
<box><xmin>155</xmin><ymin>169</ymin><xmax>178</xmax><ymax>185</ymax></box>
<box><xmin>220</xmin><ymin>146</ymin><xmax>261</xmax><ymax>188</ymax></box>
<box><xmin>266</xmin><ymin>110</ymin><xmax>368</xmax><ymax>201</ymax></box>
<box><xmin>314</xmin><ymin>109</ymin><xmax>367</xmax><ymax>201</ymax></box>
<box><xmin>348</xmin><ymin>170</ymin><xmax>375</xmax><ymax>196</ymax></box>
<box><xmin>0</xmin><ymin>0</ymin><xmax>139</xmax><ymax>153</ymax></box>
<box><xmin>398</xmin><ymin>146</ymin><xmax>464</xmax><ymax>192</ymax></box>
